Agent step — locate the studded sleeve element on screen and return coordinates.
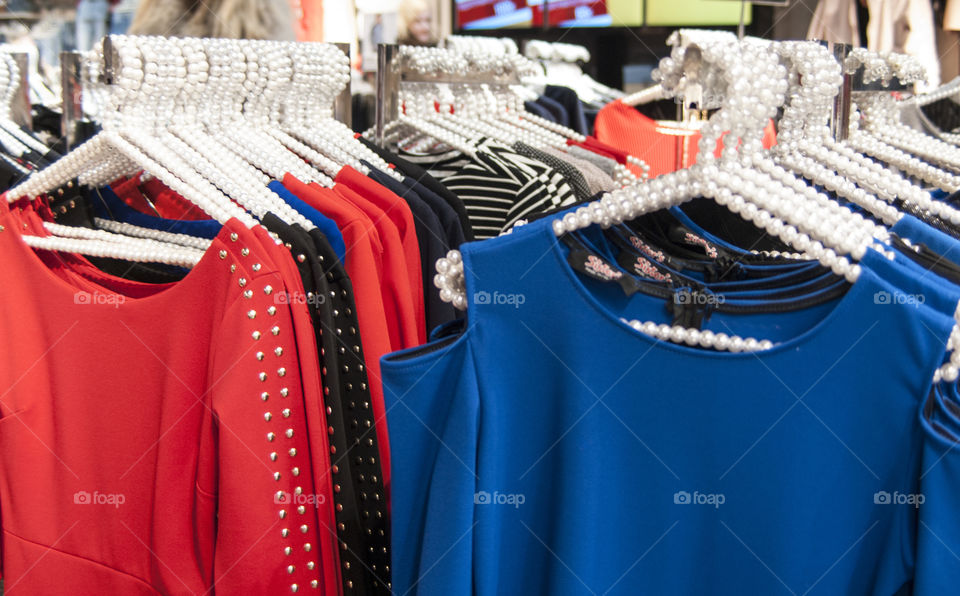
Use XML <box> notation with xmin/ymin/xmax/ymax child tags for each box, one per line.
<box><xmin>202</xmin><ymin>270</ymin><xmax>329</xmax><ymax>594</ymax></box>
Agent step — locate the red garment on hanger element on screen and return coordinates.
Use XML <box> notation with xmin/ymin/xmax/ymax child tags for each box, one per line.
<box><xmin>111</xmin><ymin>175</ymin><xmax>210</xmax><ymax>221</ymax></box>
<box><xmin>333</xmin><ymin>182</ymin><xmax>419</xmax><ymax>352</ymax></box>
<box><xmin>594</xmin><ymin>99</ymin><xmax>778</xmax><ymax>178</ymax></box>
<box><xmin>0</xmin><ymin>199</ymin><xmax>338</xmax><ymax>594</ymax></box>
<box><xmin>335</xmin><ymin>166</ymin><xmax>426</xmax><ymax>346</ymax></box>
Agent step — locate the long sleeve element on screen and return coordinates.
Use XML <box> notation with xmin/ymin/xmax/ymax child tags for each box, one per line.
<box><xmin>382</xmin><ymin>331</ymin><xmax>480</xmax><ymax>596</ymax></box>
<box><xmin>205</xmin><ymin>271</ymin><xmax>329</xmax><ymax>594</ymax></box>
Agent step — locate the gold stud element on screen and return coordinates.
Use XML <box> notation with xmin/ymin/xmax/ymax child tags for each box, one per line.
<box><xmin>270</xmin><ymin>452</ymin><xmax>278</xmax><ymax>461</ymax></box>
<box><xmin>294</xmin><ymin>487</ymin><xmax>303</xmax><ymax>495</ymax></box>
<box><xmin>219</xmin><ymin>250</ymin><xmax>227</xmax><ymax>259</ymax></box>
<box><xmin>252</xmin><ymin>263</ymin><xmax>262</xmax><ymax>272</ymax></box>
<box><xmin>304</xmin><ymin>543</ymin><xmax>312</xmax><ymax>552</ymax></box>
<box><xmin>286</xmin><ymin>429</ymin><xmax>294</xmax><ymax>438</ymax></box>
<box><xmin>289</xmin><ymin>448</ymin><xmax>297</xmax><ymax>456</ymax></box>
<box><xmin>310</xmin><ymin>580</ymin><xmax>318</xmax><ymax>589</ymax></box>
<box><xmin>259</xmin><ymin>372</ymin><xmax>268</xmax><ymax>381</ymax></box>
<box><xmin>267</xmin><ymin>432</ymin><xmax>276</xmax><ymax>441</ymax></box>
<box><xmin>279</xmin><ymin>508</ymin><xmax>287</xmax><ymax>519</ymax></box>
<box><xmin>241</xmin><ymin>248</ymin><xmax>250</xmax><ymax>256</ymax></box>
<box><xmin>268</xmin><ymin>306</ymin><xmax>277</xmax><ymax>316</ymax></box>
<box><xmin>281</xmin><ymin>528</ymin><xmax>290</xmax><ymax>537</ymax></box>
<box><xmin>297</xmin><ymin>505</ymin><xmax>306</xmax><ymax>514</ymax></box>
<box><xmin>265</xmin><ymin>413</ymin><xmax>272</xmax><ymax>422</ymax></box>
<box><xmin>264</xmin><ymin>285</ymin><xmax>273</xmax><ymax>295</ymax></box>
<box><xmin>290</xmin><ymin>584</ymin><xmax>298</xmax><ymax>593</ymax></box>
<box><xmin>244</xmin><ymin>290</ymin><xmax>253</xmax><ymax>299</ymax></box>
<box><xmin>292</xmin><ymin>467</ymin><xmax>300</xmax><ymax>476</ymax></box>
<box><xmin>239</xmin><ymin>278</ymin><xmax>247</xmax><ymax>287</ymax></box>
<box><xmin>306</xmin><ymin>561</ymin><xmax>315</xmax><ymax>570</ymax></box>
<box><xmin>256</xmin><ymin>352</ymin><xmax>265</xmax><ymax>361</ymax></box>
<box><xmin>280</xmin><ymin>388</ymin><xmax>289</xmax><ymax>397</ymax></box>
<box><xmin>230</xmin><ymin>233</ymin><xmax>238</xmax><ymax>242</ymax></box>
<box><xmin>230</xmin><ymin>264</ymin><xmax>236</xmax><ymax>273</ymax></box>
<box><xmin>282</xmin><ymin>408</ymin><xmax>291</xmax><ymax>418</ymax></box>
<box><xmin>272</xmin><ymin>326</ymin><xmax>280</xmax><ymax>335</ymax></box>
<box><xmin>261</xmin><ymin>392</ymin><xmax>269</xmax><ymax>401</ymax></box>
<box><xmin>300</xmin><ymin>524</ymin><xmax>308</xmax><ymax>533</ymax></box>
<box><xmin>287</xmin><ymin>565</ymin><xmax>295</xmax><ymax>574</ymax></box>
<box><xmin>278</xmin><ymin>368</ymin><xmax>287</xmax><ymax>377</ymax></box>
<box><xmin>275</xmin><ymin>347</ymin><xmax>283</xmax><ymax>357</ymax></box>
<box><xmin>297</xmin><ymin>254</ymin><xmax>306</xmax><ymax>263</ymax></box>
<box><xmin>247</xmin><ymin>310</ymin><xmax>257</xmax><ymax>319</ymax></box>
<box><xmin>274</xmin><ymin>472</ymin><xmax>281</xmax><ymax>481</ymax></box>
<box><xmin>284</xmin><ymin>546</ymin><xmax>292</xmax><ymax>555</ymax></box>
<box><xmin>252</xmin><ymin>331</ymin><xmax>262</xmax><ymax>340</ymax></box>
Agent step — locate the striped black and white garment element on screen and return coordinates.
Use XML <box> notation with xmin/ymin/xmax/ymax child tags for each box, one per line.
<box><xmin>438</xmin><ymin>138</ymin><xmax>577</xmax><ymax>239</ymax></box>
<box><xmin>396</xmin><ymin>147</ymin><xmax>472</xmax><ymax>180</ymax></box>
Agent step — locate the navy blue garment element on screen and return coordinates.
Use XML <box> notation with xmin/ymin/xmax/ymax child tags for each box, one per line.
<box><xmin>366</xmin><ymin>166</ymin><xmax>458</xmax><ymax>333</ymax></box>
<box><xmin>534</xmin><ymin>94</ymin><xmax>568</xmax><ymax>128</ymax></box>
<box><xmin>544</xmin><ymin>85</ymin><xmax>590</xmax><ymax>136</ymax></box>
<box><xmin>93</xmin><ymin>186</ymin><xmax>222</xmax><ymax>239</ymax></box>
<box><xmin>267</xmin><ymin>180</ymin><xmax>347</xmax><ymax>263</ymax></box>
<box><xmin>401</xmin><ymin>176</ymin><xmax>467</xmax><ymax>250</ymax></box>
<box><xmin>357</xmin><ymin>137</ymin><xmax>474</xmax><ymax>242</ymax></box>
<box><xmin>524</xmin><ymin>100</ymin><xmax>557</xmax><ymax>123</ymax></box>
<box><xmin>382</xmin><ymin>214</ymin><xmax>955</xmax><ymax>596</ymax></box>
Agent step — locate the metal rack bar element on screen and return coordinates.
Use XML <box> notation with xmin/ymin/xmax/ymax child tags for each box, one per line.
<box><xmin>374</xmin><ymin>43</ymin><xmax>522</xmax><ymax>147</ymax></box>
<box><xmin>60</xmin><ymin>51</ymin><xmax>84</xmax><ymax>150</ymax></box>
<box><xmin>334</xmin><ymin>42</ymin><xmax>352</xmax><ymax>128</ymax></box>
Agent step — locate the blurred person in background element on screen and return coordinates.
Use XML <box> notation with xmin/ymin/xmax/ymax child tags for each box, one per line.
<box><xmin>398</xmin><ymin>0</ymin><xmax>434</xmax><ymax>46</ymax></box>
<box><xmin>109</xmin><ymin>0</ymin><xmax>139</xmax><ymax>35</ymax></box>
<box><xmin>129</xmin><ymin>0</ymin><xmax>294</xmax><ymax>39</ymax></box>
<box><xmin>75</xmin><ymin>0</ymin><xmax>108</xmax><ymax>51</ymax></box>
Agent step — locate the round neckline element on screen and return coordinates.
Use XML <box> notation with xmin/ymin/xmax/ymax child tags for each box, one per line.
<box><xmin>1</xmin><ymin>206</ymin><xmax>231</xmax><ymax>309</ymax></box>
<box><xmin>540</xmin><ymin>222</ymin><xmax>874</xmax><ymax>361</ymax></box>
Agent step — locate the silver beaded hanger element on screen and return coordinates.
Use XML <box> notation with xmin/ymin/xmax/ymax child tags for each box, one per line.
<box><xmin>437</xmin><ymin>33</ymin><xmax>907</xmax><ymax>353</ymax></box>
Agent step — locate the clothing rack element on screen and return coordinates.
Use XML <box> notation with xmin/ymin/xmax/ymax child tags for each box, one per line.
<box><xmin>523</xmin><ymin>40</ymin><xmax>590</xmax><ymax>63</ymax></box>
<box><xmin>60</xmin><ymin>36</ymin><xmax>354</xmax><ymax>151</ymax></box>
<box><xmin>60</xmin><ymin>50</ymin><xmax>84</xmax><ymax>150</ymax></box>
<box><xmin>827</xmin><ymin>42</ymin><xmax>915</xmax><ymax>141</ymax></box>
<box><xmin>373</xmin><ymin>43</ymin><xmax>522</xmax><ymax>147</ymax></box>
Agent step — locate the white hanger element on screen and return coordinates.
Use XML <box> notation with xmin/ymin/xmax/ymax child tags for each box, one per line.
<box><xmin>435</xmin><ymin>37</ymin><xmax>895</xmax><ymax>353</ymax></box>
<box><xmin>5</xmin><ymin>37</ymin><xmax>255</xmax><ymax>265</ymax></box>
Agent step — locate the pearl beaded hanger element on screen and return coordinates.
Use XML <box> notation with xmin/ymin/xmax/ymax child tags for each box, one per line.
<box><xmin>840</xmin><ymin>49</ymin><xmax>960</xmax><ymax>193</ymax></box>
<box><xmin>380</xmin><ymin>43</ymin><xmax>651</xmax><ymax>177</ymax></box>
<box><xmin>3</xmin><ymin>37</ymin><xmax>259</xmax><ymax>266</ymax></box>
<box><xmin>438</xmin><ymin>34</ymin><xmax>897</xmax><ymax>353</ymax></box>
<box><xmin>771</xmin><ymin>41</ymin><xmax>904</xmax><ymax>227</ymax></box>
<box><xmin>0</xmin><ymin>51</ymin><xmax>49</xmax><ymax>155</ymax></box>
<box><xmin>137</xmin><ymin>36</ymin><xmax>313</xmax><ymax>228</ymax></box>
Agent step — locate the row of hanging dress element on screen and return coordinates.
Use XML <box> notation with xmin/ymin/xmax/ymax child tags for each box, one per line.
<box><xmin>0</xmin><ymin>35</ymin><xmax>422</xmax><ymax>596</ymax></box>
<box><xmin>380</xmin><ymin>33</ymin><xmax>960</xmax><ymax>595</ymax></box>
<box><xmin>0</xmin><ymin>34</ymin><xmax>656</xmax><ymax>595</ymax></box>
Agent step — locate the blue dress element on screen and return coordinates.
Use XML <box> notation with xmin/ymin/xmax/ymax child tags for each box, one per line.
<box><xmin>382</xmin><ymin>215</ymin><xmax>957</xmax><ymax>596</ymax></box>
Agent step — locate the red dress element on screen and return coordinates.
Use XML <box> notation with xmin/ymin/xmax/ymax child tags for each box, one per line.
<box><xmin>0</xmin><ymin>199</ymin><xmax>337</xmax><ymax>594</ymax></box>
<box><xmin>335</xmin><ymin>166</ymin><xmax>426</xmax><ymax>346</ymax></box>
<box><xmin>594</xmin><ymin>99</ymin><xmax>778</xmax><ymax>178</ymax></box>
